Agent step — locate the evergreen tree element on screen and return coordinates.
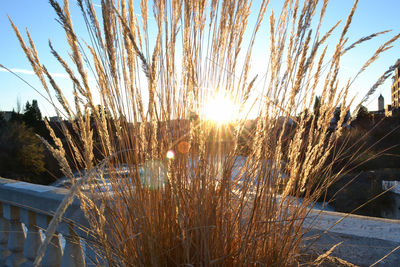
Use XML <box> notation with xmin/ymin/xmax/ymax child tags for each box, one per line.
<box><xmin>313</xmin><ymin>96</ymin><xmax>321</xmax><ymax>119</ymax></box>
<box><xmin>0</xmin><ymin>112</ymin><xmax>5</xmax><ymax>127</ymax></box>
<box><xmin>10</xmin><ymin>109</ymin><xmax>23</xmax><ymax>122</ymax></box>
<box><xmin>23</xmin><ymin>99</ymin><xmax>42</xmax><ymax>125</ymax></box>
<box><xmin>22</xmin><ymin>99</ymin><xmax>47</xmax><ymax>137</ymax></box>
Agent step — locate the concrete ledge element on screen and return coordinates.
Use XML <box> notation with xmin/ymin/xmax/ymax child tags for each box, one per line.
<box><xmin>305</xmin><ymin>209</ymin><xmax>400</xmax><ymax>243</ymax></box>
<box><xmin>303</xmin><ymin>229</ymin><xmax>400</xmax><ymax>266</ymax></box>
<box><xmin>304</xmin><ymin>210</ymin><xmax>400</xmax><ymax>266</ymax></box>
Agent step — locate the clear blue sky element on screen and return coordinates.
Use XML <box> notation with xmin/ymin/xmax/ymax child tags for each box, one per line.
<box><xmin>1</xmin><ymin>0</ymin><xmax>399</xmax><ymax>116</ymax></box>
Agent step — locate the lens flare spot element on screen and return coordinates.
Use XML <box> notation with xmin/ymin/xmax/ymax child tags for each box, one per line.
<box><xmin>166</xmin><ymin>150</ymin><xmax>175</xmax><ymax>159</ymax></box>
<box><xmin>177</xmin><ymin>141</ymin><xmax>190</xmax><ymax>154</ymax></box>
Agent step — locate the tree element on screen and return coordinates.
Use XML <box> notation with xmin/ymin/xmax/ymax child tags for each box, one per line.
<box><xmin>10</xmin><ymin>109</ymin><xmax>23</xmax><ymax>122</ymax></box>
<box><xmin>313</xmin><ymin>96</ymin><xmax>321</xmax><ymax>119</ymax></box>
<box><xmin>356</xmin><ymin>105</ymin><xmax>371</xmax><ymax>121</ymax></box>
<box><xmin>23</xmin><ymin>99</ymin><xmax>42</xmax><ymax>124</ymax></box>
<box><xmin>0</xmin><ymin>121</ymin><xmax>47</xmax><ymax>183</ymax></box>
<box><xmin>0</xmin><ymin>112</ymin><xmax>5</xmax><ymax>127</ymax></box>
<box><xmin>22</xmin><ymin>99</ymin><xmax>48</xmax><ymax>137</ymax></box>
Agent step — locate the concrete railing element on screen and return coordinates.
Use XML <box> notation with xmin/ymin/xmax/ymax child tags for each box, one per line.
<box><xmin>1</xmin><ymin>177</ymin><xmax>400</xmax><ymax>266</ymax></box>
<box><xmin>0</xmin><ymin>177</ymin><xmax>90</xmax><ymax>267</ymax></box>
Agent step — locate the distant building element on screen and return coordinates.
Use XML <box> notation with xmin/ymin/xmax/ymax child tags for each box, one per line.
<box><xmin>374</xmin><ymin>59</ymin><xmax>400</xmax><ymax>117</ymax></box>
<box><xmin>378</xmin><ymin>94</ymin><xmax>384</xmax><ymax>111</ymax></box>
<box><xmin>49</xmin><ymin>116</ymin><xmax>61</xmax><ymax>123</ymax></box>
<box><xmin>391</xmin><ymin>59</ymin><xmax>400</xmax><ymax>109</ymax></box>
<box><xmin>369</xmin><ymin>95</ymin><xmax>385</xmax><ymax>116</ymax></box>
<box><xmin>385</xmin><ymin>104</ymin><xmax>392</xmax><ymax>117</ymax></box>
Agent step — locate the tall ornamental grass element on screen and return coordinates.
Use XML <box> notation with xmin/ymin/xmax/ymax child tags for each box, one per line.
<box><xmin>9</xmin><ymin>0</ymin><xmax>400</xmax><ymax>265</ymax></box>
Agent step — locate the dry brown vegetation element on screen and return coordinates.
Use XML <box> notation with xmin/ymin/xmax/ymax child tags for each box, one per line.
<box><xmin>8</xmin><ymin>0</ymin><xmax>400</xmax><ymax>266</ymax></box>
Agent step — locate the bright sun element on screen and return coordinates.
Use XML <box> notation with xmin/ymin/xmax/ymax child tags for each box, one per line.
<box><xmin>204</xmin><ymin>94</ymin><xmax>238</xmax><ymax>124</ymax></box>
